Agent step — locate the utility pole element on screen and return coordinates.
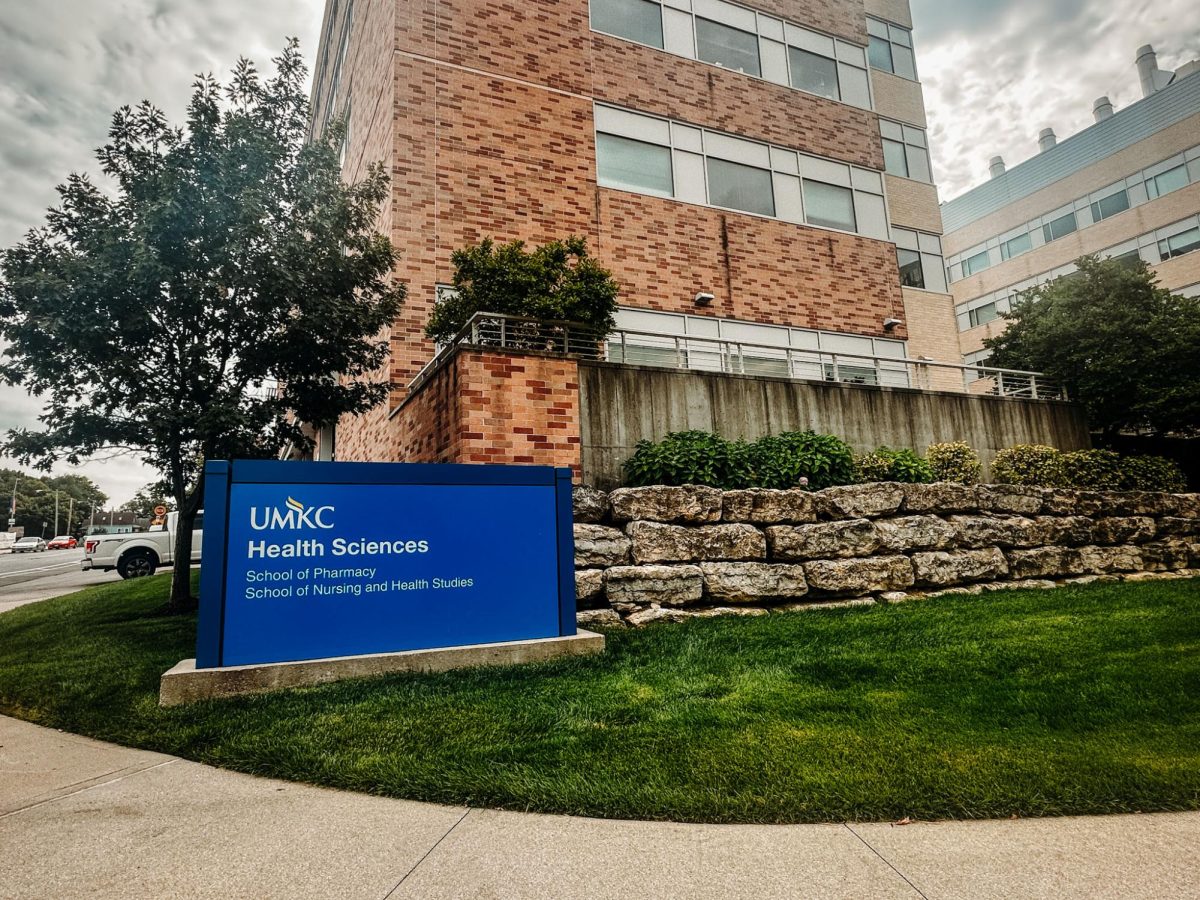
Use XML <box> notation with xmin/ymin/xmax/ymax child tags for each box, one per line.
<box><xmin>7</xmin><ymin>477</ymin><xmax>16</xmax><ymax>530</ymax></box>
<box><xmin>67</xmin><ymin>496</ymin><xmax>75</xmax><ymax>536</ymax></box>
<box><xmin>54</xmin><ymin>490</ymin><xmax>60</xmax><ymax>536</ymax></box>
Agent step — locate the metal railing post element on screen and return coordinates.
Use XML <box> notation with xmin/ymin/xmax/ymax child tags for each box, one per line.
<box><xmin>1031</xmin><ymin>376</ymin><xmax>1039</xmax><ymax>400</ymax></box>
<box><xmin>996</xmin><ymin>371</ymin><xmax>1005</xmax><ymax>397</ymax></box>
<box><xmin>832</xmin><ymin>355</ymin><xmax>840</xmax><ymax>383</ymax></box>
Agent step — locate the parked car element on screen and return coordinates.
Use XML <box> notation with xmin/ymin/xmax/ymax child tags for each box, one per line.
<box><xmin>47</xmin><ymin>535</ymin><xmax>78</xmax><ymax>550</ymax></box>
<box><xmin>82</xmin><ymin>511</ymin><xmax>203</xmax><ymax>579</ymax></box>
<box><xmin>13</xmin><ymin>537</ymin><xmax>48</xmax><ymax>553</ymax></box>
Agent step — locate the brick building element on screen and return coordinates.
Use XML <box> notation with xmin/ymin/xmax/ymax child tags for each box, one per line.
<box><xmin>308</xmin><ymin>0</ymin><xmax>972</xmax><ymax>470</ymax></box>
<box><xmin>944</xmin><ymin>46</ymin><xmax>1200</xmax><ymax>371</ymax></box>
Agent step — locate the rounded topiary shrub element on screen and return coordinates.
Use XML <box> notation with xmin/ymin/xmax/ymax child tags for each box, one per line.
<box><xmin>1119</xmin><ymin>455</ymin><xmax>1188</xmax><ymax>493</ymax></box>
<box><xmin>991</xmin><ymin>444</ymin><xmax>1067</xmax><ymax>487</ymax></box>
<box><xmin>855</xmin><ymin>447</ymin><xmax>935</xmax><ymax>484</ymax></box>
<box><xmin>623</xmin><ymin>430</ymin><xmax>754</xmax><ymax>489</ymax></box>
<box><xmin>1061</xmin><ymin>449</ymin><xmax>1125</xmax><ymax>491</ymax></box>
<box><xmin>926</xmin><ymin>441</ymin><xmax>982</xmax><ymax>485</ymax></box>
<box><xmin>750</xmin><ymin>431</ymin><xmax>857</xmax><ymax>491</ymax></box>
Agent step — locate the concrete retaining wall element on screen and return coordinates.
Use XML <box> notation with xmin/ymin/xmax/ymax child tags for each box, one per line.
<box><xmin>571</xmin><ymin>483</ymin><xmax>1200</xmax><ymax>627</ymax></box>
<box><xmin>578</xmin><ymin>362</ymin><xmax>1091</xmax><ymax>490</ymax></box>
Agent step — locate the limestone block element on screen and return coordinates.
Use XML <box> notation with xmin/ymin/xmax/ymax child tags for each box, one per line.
<box><xmin>803</xmin><ymin>556</ymin><xmax>915</xmax><ymax>595</ymax></box>
<box><xmin>816</xmin><ymin>483</ymin><xmax>905</xmax><ymax>519</ymax></box>
<box><xmin>573</xmin><ymin>524</ymin><xmax>631</xmax><ymax>568</ymax></box>
<box><xmin>766</xmin><ymin>519</ymin><xmax>880</xmax><ymax>561</ymax></box>
<box><xmin>1090</xmin><ymin>517</ymin><xmax>1156</xmax><ymax>545</ymax></box>
<box><xmin>605</xmin><ymin>565</ymin><xmax>704</xmax><ymax>607</ymax></box>
<box><xmin>609</xmin><ymin>485</ymin><xmax>723</xmax><ymax>524</ymax></box>
<box><xmin>572</xmin><ymin>486</ymin><xmax>609</xmax><ymax>524</ymax></box>
<box><xmin>1006</xmin><ymin>546</ymin><xmax>1085</xmax><ymax>579</ymax></box>
<box><xmin>899</xmin><ymin>482</ymin><xmax>980</xmax><ymax>514</ymax></box>
<box><xmin>875</xmin><ymin>515</ymin><xmax>957</xmax><ymax>552</ymax></box>
<box><xmin>699</xmin><ymin>562</ymin><xmax>809</xmax><ymax>604</ymax></box>
<box><xmin>722</xmin><ymin>489</ymin><xmax>817</xmax><ymax>524</ymax></box>
<box><xmin>628</xmin><ymin>522</ymin><xmax>765</xmax><ymax>564</ymax></box>
<box><xmin>977</xmin><ymin>485</ymin><xmax>1045</xmax><ymax>515</ymax></box>
<box><xmin>1078</xmin><ymin>545</ymin><xmax>1143</xmax><ymax>574</ymax></box>
<box><xmin>575</xmin><ymin>569</ymin><xmax>606</xmax><ymax>604</ymax></box>
<box><xmin>911</xmin><ymin>547</ymin><xmax>1008</xmax><ymax>587</ymax></box>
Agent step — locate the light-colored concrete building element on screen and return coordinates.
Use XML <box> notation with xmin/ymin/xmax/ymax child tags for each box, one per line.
<box><xmin>943</xmin><ymin>45</ymin><xmax>1200</xmax><ymax>371</ymax></box>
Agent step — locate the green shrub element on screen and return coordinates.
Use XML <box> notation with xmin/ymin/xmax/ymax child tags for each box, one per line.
<box><xmin>926</xmin><ymin>441</ymin><xmax>982</xmax><ymax>484</ymax></box>
<box><xmin>855</xmin><ymin>447</ymin><xmax>935</xmax><ymax>484</ymax></box>
<box><xmin>1118</xmin><ymin>455</ymin><xmax>1187</xmax><ymax>493</ymax></box>
<box><xmin>623</xmin><ymin>431</ymin><xmax>754</xmax><ymax>489</ymax></box>
<box><xmin>991</xmin><ymin>445</ymin><xmax>1067</xmax><ymax>487</ymax></box>
<box><xmin>1060</xmin><ymin>449</ymin><xmax>1125</xmax><ymax>490</ymax></box>
<box><xmin>749</xmin><ymin>431</ymin><xmax>857</xmax><ymax>490</ymax></box>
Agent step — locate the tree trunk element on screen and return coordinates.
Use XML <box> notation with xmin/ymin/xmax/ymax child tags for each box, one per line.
<box><xmin>166</xmin><ymin>474</ymin><xmax>204</xmax><ymax>614</ymax></box>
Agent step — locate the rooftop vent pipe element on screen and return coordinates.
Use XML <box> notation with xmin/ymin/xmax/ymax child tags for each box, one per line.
<box><xmin>1093</xmin><ymin>96</ymin><xmax>1114</xmax><ymax>122</ymax></box>
<box><xmin>989</xmin><ymin>156</ymin><xmax>1006</xmax><ymax>178</ymax></box>
<box><xmin>1137</xmin><ymin>44</ymin><xmax>1175</xmax><ymax>96</ymax></box>
<box><xmin>1038</xmin><ymin>128</ymin><xmax>1057</xmax><ymax>152</ymax></box>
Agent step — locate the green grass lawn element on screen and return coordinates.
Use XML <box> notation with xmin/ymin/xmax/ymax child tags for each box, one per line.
<box><xmin>1</xmin><ymin>573</ymin><xmax>1199</xmax><ymax>824</ymax></box>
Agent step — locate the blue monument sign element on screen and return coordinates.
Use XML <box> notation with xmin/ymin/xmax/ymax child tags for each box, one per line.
<box><xmin>196</xmin><ymin>460</ymin><xmax>577</xmax><ymax>668</ymax></box>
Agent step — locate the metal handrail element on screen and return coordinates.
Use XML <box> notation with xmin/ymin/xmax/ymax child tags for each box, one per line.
<box><xmin>404</xmin><ymin>312</ymin><xmax>1067</xmax><ymax>401</ymax></box>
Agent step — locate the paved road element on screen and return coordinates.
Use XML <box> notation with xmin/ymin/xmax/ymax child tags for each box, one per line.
<box><xmin>1</xmin><ymin>716</ymin><xmax>1198</xmax><ymax>900</ymax></box>
<box><xmin>0</xmin><ymin>549</ymin><xmax>119</xmax><ymax>612</ymax></box>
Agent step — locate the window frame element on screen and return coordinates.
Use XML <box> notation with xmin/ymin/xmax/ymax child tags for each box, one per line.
<box><xmin>962</xmin><ymin>249</ymin><xmax>991</xmax><ymax>277</ymax></box>
<box><xmin>1042</xmin><ymin>211</ymin><xmax>1078</xmax><ymax>243</ymax></box>
<box><xmin>1090</xmin><ymin>189</ymin><xmax>1130</xmax><ymax>223</ymax></box>
<box><xmin>866</xmin><ymin>16</ymin><xmax>917</xmax><ymax>80</ymax></box>
<box><xmin>802</xmin><ymin>179</ymin><xmax>857</xmax><ymax>232</ymax></box>
<box><xmin>694</xmin><ymin>15</ymin><xmax>762</xmax><ymax>77</ymax></box>
<box><xmin>999</xmin><ymin>232</ymin><xmax>1032</xmax><ymax>261</ymax></box>
<box><xmin>595</xmin><ymin>132</ymin><xmax>675</xmax><ymax>197</ymax></box>
<box><xmin>705</xmin><ymin>156</ymin><xmax>776</xmax><ymax>217</ymax></box>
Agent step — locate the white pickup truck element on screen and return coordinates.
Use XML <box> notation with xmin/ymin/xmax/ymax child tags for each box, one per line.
<box><xmin>82</xmin><ymin>511</ymin><xmax>204</xmax><ymax>579</ymax></box>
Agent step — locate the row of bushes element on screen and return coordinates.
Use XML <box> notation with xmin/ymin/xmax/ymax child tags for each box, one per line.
<box><xmin>622</xmin><ymin>431</ymin><xmax>1188</xmax><ymax>493</ymax></box>
<box><xmin>992</xmin><ymin>445</ymin><xmax>1187</xmax><ymax>493</ymax></box>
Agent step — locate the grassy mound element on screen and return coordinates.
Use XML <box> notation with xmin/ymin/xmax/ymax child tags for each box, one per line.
<box><xmin>1</xmin><ymin>573</ymin><xmax>1198</xmax><ymax>823</ymax></box>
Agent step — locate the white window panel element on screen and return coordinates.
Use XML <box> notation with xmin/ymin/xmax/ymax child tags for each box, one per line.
<box><xmin>1188</xmin><ymin>158</ymin><xmax>1200</xmax><ymax>183</ymax></box>
<box><xmin>785</xmin><ymin>23</ymin><xmax>835</xmax><ymax>57</ymax></box>
<box><xmin>789</xmin><ymin>329</ymin><xmax>820</xmax><ymax>350</ymax></box>
<box><xmin>704</xmin><ymin>131</ymin><xmax>771</xmax><ymax>168</ymax></box>
<box><xmin>837</xmin><ymin>63</ymin><xmax>871</xmax><ymax>109</ymax></box>
<box><xmin>1188</xmin><ymin>146</ymin><xmax>1200</xmax><ymax>161</ymax></box>
<box><xmin>850</xmin><ymin>167</ymin><xmax>883</xmax><ymax>194</ymax></box>
<box><xmin>673</xmin><ymin>150</ymin><xmax>707</xmax><ymax>204</ymax></box>
<box><xmin>671</xmin><ymin>122</ymin><xmax>703</xmax><ymax>153</ymax></box>
<box><xmin>822</xmin><ymin>332</ymin><xmax>873</xmax><ymax>355</ymax></box>
<box><xmin>921</xmin><ymin>253</ymin><xmax>948</xmax><ymax>292</ymax></box>
<box><xmin>760</xmin><ymin>38</ymin><xmax>789</xmax><ymax>85</ymax></box>
<box><xmin>616</xmin><ymin>307</ymin><xmax>685</xmax><ymax>333</ymax></box>
<box><xmin>880</xmin><ymin>119</ymin><xmax>904</xmax><ymax>141</ymax></box>
<box><xmin>873</xmin><ymin>338</ymin><xmax>907</xmax><ymax>359</ymax></box>
<box><xmin>901</xmin><ymin>125</ymin><xmax>926</xmax><ymax>147</ymax></box>
<box><xmin>769</xmin><ymin>146</ymin><xmax>799</xmax><ymax>174</ymax></box>
<box><xmin>756</xmin><ymin>13</ymin><xmax>784</xmax><ymax>40</ymax></box>
<box><xmin>595</xmin><ymin>105</ymin><xmax>670</xmax><ymax>145</ymax></box>
<box><xmin>1144</xmin><ymin>154</ymin><xmax>1185</xmax><ymax>179</ymax></box>
<box><xmin>854</xmin><ymin>192</ymin><xmax>889</xmax><ymax>240</ymax></box>
<box><xmin>685</xmin><ymin>315</ymin><xmax>720</xmax><ymax>336</ymax></box>
<box><xmin>892</xmin><ymin>227</ymin><xmax>918</xmax><ymax>251</ymax></box>
<box><xmin>773</xmin><ymin>172</ymin><xmax>805</xmax><ymax>223</ymax></box>
<box><xmin>917</xmin><ymin>232</ymin><xmax>942</xmax><ymax>254</ymax></box>
<box><xmin>663</xmin><ymin>8</ymin><xmax>697</xmax><ymax>57</ymax></box>
<box><xmin>721</xmin><ymin>320</ymin><xmax>790</xmax><ymax>346</ymax></box>
<box><xmin>866</xmin><ymin>17</ymin><xmax>889</xmax><ymax>38</ymax></box>
<box><xmin>662</xmin><ymin>0</ymin><xmax>691</xmax><ymax>9</ymax></box>
<box><xmin>801</xmin><ymin>155</ymin><xmax>851</xmax><ymax>187</ymax></box>
<box><xmin>835</xmin><ymin>40</ymin><xmax>866</xmax><ymax>67</ymax></box>
<box><xmin>694</xmin><ymin>0</ymin><xmax>755</xmax><ymax>32</ymax></box>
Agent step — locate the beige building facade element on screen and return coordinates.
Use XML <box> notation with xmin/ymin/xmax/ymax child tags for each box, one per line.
<box><xmin>942</xmin><ymin>47</ymin><xmax>1200</xmax><ymax>370</ymax></box>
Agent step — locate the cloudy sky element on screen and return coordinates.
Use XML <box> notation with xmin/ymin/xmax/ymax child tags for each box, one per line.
<box><xmin>1</xmin><ymin>1</ymin><xmax>1198</xmax><ymax>504</ymax></box>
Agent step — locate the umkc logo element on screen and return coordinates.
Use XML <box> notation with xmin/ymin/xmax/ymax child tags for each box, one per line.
<box><xmin>250</xmin><ymin>496</ymin><xmax>335</xmax><ymax>531</ymax></box>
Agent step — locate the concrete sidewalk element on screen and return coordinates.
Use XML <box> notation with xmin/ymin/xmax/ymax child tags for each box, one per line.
<box><xmin>1</xmin><ymin>715</ymin><xmax>1197</xmax><ymax>899</ymax></box>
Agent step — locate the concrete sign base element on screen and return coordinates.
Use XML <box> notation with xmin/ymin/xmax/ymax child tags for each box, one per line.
<box><xmin>160</xmin><ymin>630</ymin><xmax>605</xmax><ymax>706</ymax></box>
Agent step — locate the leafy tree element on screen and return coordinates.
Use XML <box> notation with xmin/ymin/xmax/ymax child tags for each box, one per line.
<box><xmin>0</xmin><ymin>41</ymin><xmax>405</xmax><ymax>611</ymax></box>
<box><xmin>425</xmin><ymin>236</ymin><xmax>619</xmax><ymax>344</ymax></box>
<box><xmin>0</xmin><ymin>468</ymin><xmax>106</xmax><ymax>536</ymax></box>
<box><xmin>984</xmin><ymin>255</ymin><xmax>1200</xmax><ymax>437</ymax></box>
<box><xmin>119</xmin><ymin>482</ymin><xmax>175</xmax><ymax>518</ymax></box>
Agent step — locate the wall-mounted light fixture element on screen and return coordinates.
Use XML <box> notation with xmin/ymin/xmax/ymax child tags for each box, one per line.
<box><xmin>694</xmin><ymin>292</ymin><xmax>715</xmax><ymax>307</ymax></box>
<box><xmin>883</xmin><ymin>317</ymin><xmax>903</xmax><ymax>331</ymax></box>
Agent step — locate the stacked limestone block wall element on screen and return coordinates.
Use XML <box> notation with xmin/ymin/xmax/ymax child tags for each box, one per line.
<box><xmin>571</xmin><ymin>483</ymin><xmax>1200</xmax><ymax>627</ymax></box>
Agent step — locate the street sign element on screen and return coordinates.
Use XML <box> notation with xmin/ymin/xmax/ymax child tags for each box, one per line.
<box><xmin>154</xmin><ymin>505</ymin><xmax>167</xmax><ymax>516</ymax></box>
<box><xmin>196</xmin><ymin>460</ymin><xmax>576</xmax><ymax>669</ymax></box>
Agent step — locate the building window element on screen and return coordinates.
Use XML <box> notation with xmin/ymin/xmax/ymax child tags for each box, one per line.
<box><xmin>897</xmin><ymin>249</ymin><xmax>924</xmax><ymax>288</ymax></box>
<box><xmin>695</xmin><ymin>17</ymin><xmax>761</xmax><ymax>76</ymax></box>
<box><xmin>866</xmin><ymin>17</ymin><xmax>916</xmax><ymax>80</ymax></box>
<box><xmin>1042</xmin><ymin>211</ymin><xmax>1078</xmax><ymax>243</ymax></box>
<box><xmin>880</xmin><ymin>121</ymin><xmax>931</xmax><ymax>183</ymax></box>
<box><xmin>1000</xmin><ymin>232</ymin><xmax>1032</xmax><ymax>260</ymax></box>
<box><xmin>1158</xmin><ymin>226</ymin><xmax>1200</xmax><ymax>261</ymax></box>
<box><xmin>1146</xmin><ymin>164</ymin><xmax>1190</xmax><ymax>199</ymax></box>
<box><xmin>788</xmin><ymin>47</ymin><xmax>839</xmax><ymax>100</ymax></box>
<box><xmin>590</xmin><ymin>0</ymin><xmax>664</xmax><ymax>48</ymax></box>
<box><xmin>706</xmin><ymin>157</ymin><xmax>775</xmax><ymax>217</ymax></box>
<box><xmin>596</xmin><ymin>133</ymin><xmax>673</xmax><ymax>196</ymax></box>
<box><xmin>962</xmin><ymin>249</ymin><xmax>991</xmax><ymax>276</ymax></box>
<box><xmin>1090</xmin><ymin>189</ymin><xmax>1130</xmax><ymax>222</ymax></box>
<box><xmin>968</xmin><ymin>302</ymin><xmax>1000</xmax><ymax>328</ymax></box>
<box><xmin>803</xmin><ymin>180</ymin><xmax>856</xmax><ymax>232</ymax></box>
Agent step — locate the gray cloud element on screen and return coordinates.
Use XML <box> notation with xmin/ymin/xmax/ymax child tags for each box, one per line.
<box><xmin>0</xmin><ymin>0</ymin><xmax>322</xmax><ymax>503</ymax></box>
<box><xmin>912</xmin><ymin>0</ymin><xmax>1200</xmax><ymax>199</ymax></box>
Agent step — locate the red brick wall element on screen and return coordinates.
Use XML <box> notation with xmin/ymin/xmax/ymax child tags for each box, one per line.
<box><xmin>382</xmin><ymin>349</ymin><xmax>582</xmax><ymax>476</ymax></box>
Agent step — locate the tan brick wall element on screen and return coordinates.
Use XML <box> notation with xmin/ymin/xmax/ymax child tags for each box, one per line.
<box><xmin>945</xmin><ymin>112</ymin><xmax>1200</xmax><ymax>254</ymax></box>
<box><xmin>885</xmin><ymin>175</ymin><xmax>943</xmax><ymax>232</ymax></box>
<box><xmin>951</xmin><ymin>180</ymin><xmax>1200</xmax><ymax>300</ymax></box>
<box><xmin>863</xmin><ymin>0</ymin><xmax>912</xmax><ymax>28</ymax></box>
<box><xmin>870</xmin><ymin>70</ymin><xmax>927</xmax><ymax>128</ymax></box>
<box><xmin>900</xmin><ymin>287</ymin><xmax>963</xmax><ymax>391</ymax></box>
